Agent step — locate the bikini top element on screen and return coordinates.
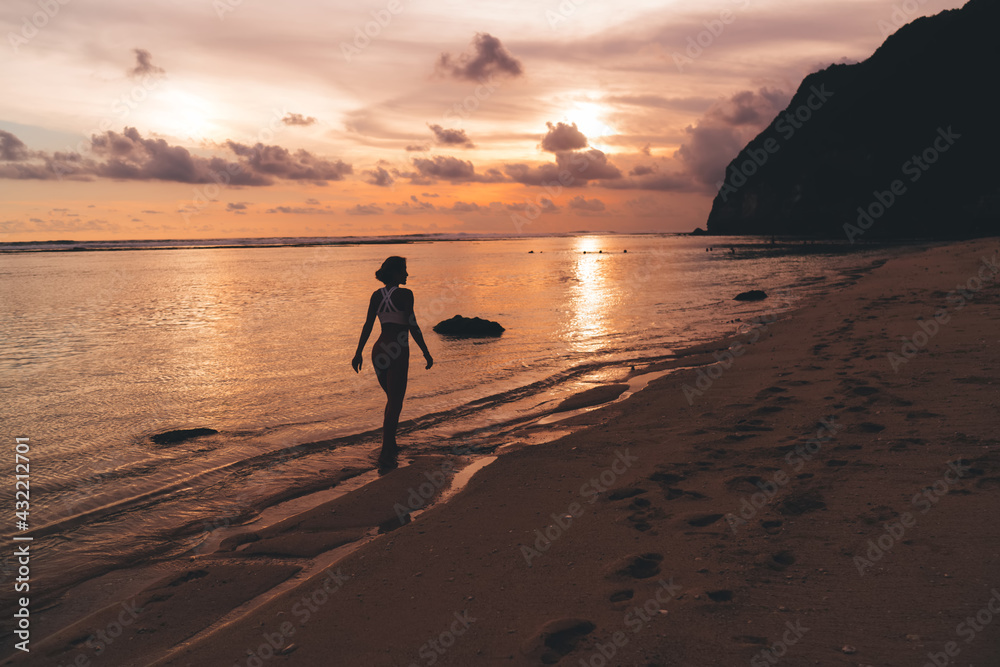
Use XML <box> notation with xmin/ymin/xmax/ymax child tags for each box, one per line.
<box><xmin>376</xmin><ymin>286</ymin><xmax>410</xmax><ymax>325</ymax></box>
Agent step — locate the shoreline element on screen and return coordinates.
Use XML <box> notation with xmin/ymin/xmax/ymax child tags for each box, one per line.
<box><xmin>10</xmin><ymin>238</ymin><xmax>1000</xmax><ymax>665</ymax></box>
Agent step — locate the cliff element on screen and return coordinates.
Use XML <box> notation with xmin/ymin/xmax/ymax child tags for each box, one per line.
<box><xmin>705</xmin><ymin>0</ymin><xmax>1000</xmax><ymax>239</ymax></box>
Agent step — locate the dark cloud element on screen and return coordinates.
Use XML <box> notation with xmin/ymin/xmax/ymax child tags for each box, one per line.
<box><xmin>265</xmin><ymin>205</ymin><xmax>328</xmax><ymax>214</ymax></box>
<box><xmin>364</xmin><ymin>166</ymin><xmax>395</xmax><ymax>187</ymax></box>
<box><xmin>225</xmin><ymin>139</ymin><xmax>353</xmax><ymax>183</ymax></box>
<box><xmin>505</xmin><ymin>148</ymin><xmax>622</xmax><ymax>187</ymax></box>
<box><xmin>393</xmin><ymin>196</ymin><xmax>437</xmax><ymax>215</ymax></box>
<box><xmin>406</xmin><ymin>144</ymin><xmax>430</xmax><ymax>152</ymax></box>
<box><xmin>640</xmin><ymin>144</ymin><xmax>652</xmax><ymax>156</ymax></box>
<box><xmin>411</xmin><ymin>155</ymin><xmax>505</xmax><ymax>184</ymax></box>
<box><xmin>506</xmin><ymin>198</ymin><xmax>559</xmax><ymax>214</ymax></box>
<box><xmin>704</xmin><ymin>88</ymin><xmax>789</xmax><ymax>127</ymax></box>
<box><xmin>428</xmin><ymin>124</ymin><xmax>475</xmax><ymax>148</ymax></box>
<box><xmin>0</xmin><ymin>126</ymin><xmax>353</xmax><ymax>185</ymax></box>
<box><xmin>602</xmin><ymin>170</ymin><xmax>695</xmax><ymax>192</ymax></box>
<box><xmin>568</xmin><ymin>196</ymin><xmax>605</xmax><ymax>212</ymax></box>
<box><xmin>128</xmin><ymin>49</ymin><xmax>165</xmax><ymax>78</ymax></box>
<box><xmin>436</xmin><ymin>33</ymin><xmax>523</xmax><ymax>81</ymax></box>
<box><xmin>226</xmin><ymin>202</ymin><xmax>251</xmax><ymax>213</ymax></box>
<box><xmin>540</xmin><ymin>122</ymin><xmax>588</xmax><ymax>153</ymax></box>
<box><xmin>629</xmin><ymin>165</ymin><xmax>654</xmax><ymax>176</ymax></box>
<box><xmin>447</xmin><ymin>201</ymin><xmax>483</xmax><ymax>213</ymax></box>
<box><xmin>346</xmin><ymin>204</ymin><xmax>384</xmax><ymax>216</ymax></box>
<box><xmin>281</xmin><ymin>113</ymin><xmax>317</xmax><ymax>126</ymax></box>
<box><xmin>674</xmin><ymin>88</ymin><xmax>789</xmax><ymax>189</ymax></box>
<box><xmin>0</xmin><ymin>131</ymin><xmax>29</xmax><ymax>161</ymax></box>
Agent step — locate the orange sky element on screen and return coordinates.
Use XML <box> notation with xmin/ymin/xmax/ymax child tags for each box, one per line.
<box><xmin>0</xmin><ymin>0</ymin><xmax>966</xmax><ymax>241</ymax></box>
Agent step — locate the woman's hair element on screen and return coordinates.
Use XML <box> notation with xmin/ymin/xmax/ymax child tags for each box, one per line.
<box><xmin>375</xmin><ymin>256</ymin><xmax>407</xmax><ymax>284</ymax></box>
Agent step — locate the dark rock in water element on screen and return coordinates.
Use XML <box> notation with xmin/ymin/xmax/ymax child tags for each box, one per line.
<box><xmin>734</xmin><ymin>290</ymin><xmax>768</xmax><ymax>301</ymax></box>
<box><xmin>706</xmin><ymin>0</ymin><xmax>1000</xmax><ymax>238</ymax></box>
<box><xmin>689</xmin><ymin>227</ymin><xmax>707</xmax><ymax>236</ymax></box>
<box><xmin>151</xmin><ymin>427</ymin><xmax>218</xmax><ymax>445</ymax></box>
<box><xmin>433</xmin><ymin>315</ymin><xmax>504</xmax><ymax>337</ymax></box>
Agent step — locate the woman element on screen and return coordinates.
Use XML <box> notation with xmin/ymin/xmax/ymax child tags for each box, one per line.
<box><xmin>352</xmin><ymin>256</ymin><xmax>433</xmax><ymax>468</ymax></box>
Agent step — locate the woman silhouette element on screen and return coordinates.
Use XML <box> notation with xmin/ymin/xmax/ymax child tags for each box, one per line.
<box><xmin>352</xmin><ymin>256</ymin><xmax>433</xmax><ymax>468</ymax></box>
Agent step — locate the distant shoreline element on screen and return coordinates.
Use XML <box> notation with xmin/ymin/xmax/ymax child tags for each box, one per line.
<box><xmin>0</xmin><ymin>232</ymin><xmax>931</xmax><ymax>255</ymax></box>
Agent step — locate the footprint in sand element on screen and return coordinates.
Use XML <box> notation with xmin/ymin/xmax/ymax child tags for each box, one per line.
<box><xmin>777</xmin><ymin>489</ymin><xmax>826</xmax><ymax>516</ymax></box>
<box><xmin>649</xmin><ymin>471</ymin><xmax>686</xmax><ymax>485</ymax></box>
<box><xmin>611</xmin><ymin>553</ymin><xmax>664</xmax><ymax>580</ymax></box>
<box><xmin>767</xmin><ymin>550</ymin><xmax>796</xmax><ymax>571</ymax></box>
<box><xmin>607</xmin><ymin>486</ymin><xmax>646</xmax><ymax>501</ymax></box>
<box><xmin>609</xmin><ymin>590</ymin><xmax>634</xmax><ymax>604</ymax></box>
<box><xmin>664</xmin><ymin>487</ymin><xmax>707</xmax><ymax>501</ymax></box>
<box><xmin>733</xmin><ymin>635</ymin><xmax>769</xmax><ymax>645</ymax></box>
<box><xmin>626</xmin><ymin>498</ymin><xmax>668</xmax><ymax>532</ymax></box>
<box><xmin>686</xmin><ymin>513</ymin><xmax>724</xmax><ymax>528</ymax></box>
<box><xmin>852</xmin><ymin>386</ymin><xmax>879</xmax><ymax>397</ymax></box>
<box><xmin>706</xmin><ymin>589</ymin><xmax>733</xmax><ymax>602</ymax></box>
<box><xmin>761</xmin><ymin>519</ymin><xmax>783</xmax><ymax>535</ymax></box>
<box><xmin>520</xmin><ymin>618</ymin><xmax>596</xmax><ymax>664</ymax></box>
<box><xmin>850</xmin><ymin>422</ymin><xmax>886</xmax><ymax>434</ymax></box>
<box><xmin>906</xmin><ymin>410</ymin><xmax>942</xmax><ymax>420</ymax></box>
<box><xmin>725</xmin><ymin>475</ymin><xmax>765</xmax><ymax>492</ymax></box>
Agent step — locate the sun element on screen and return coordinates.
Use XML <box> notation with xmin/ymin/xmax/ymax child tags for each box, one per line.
<box><xmin>567</xmin><ymin>101</ymin><xmax>616</xmax><ymax>147</ymax></box>
<box><xmin>143</xmin><ymin>87</ymin><xmax>220</xmax><ymax>140</ymax></box>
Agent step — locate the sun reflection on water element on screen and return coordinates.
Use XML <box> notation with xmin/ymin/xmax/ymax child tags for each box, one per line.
<box><xmin>567</xmin><ymin>237</ymin><xmax>613</xmax><ymax>352</ymax></box>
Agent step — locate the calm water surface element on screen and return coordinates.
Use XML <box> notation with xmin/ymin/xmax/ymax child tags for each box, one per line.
<box><xmin>0</xmin><ymin>234</ymin><xmax>896</xmax><ymax>593</ymax></box>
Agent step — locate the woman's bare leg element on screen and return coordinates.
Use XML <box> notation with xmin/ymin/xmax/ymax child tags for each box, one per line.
<box><xmin>373</xmin><ymin>341</ymin><xmax>408</xmax><ymax>463</ymax></box>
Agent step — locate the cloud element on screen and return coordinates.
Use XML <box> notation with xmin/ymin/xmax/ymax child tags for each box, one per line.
<box><xmin>393</xmin><ymin>195</ymin><xmax>437</xmax><ymax>215</ymax></box>
<box><xmin>602</xmin><ymin>170</ymin><xmax>695</xmax><ymax>192</ymax></box>
<box><xmin>568</xmin><ymin>196</ymin><xmax>605</xmax><ymax>212</ymax></box>
<box><xmin>629</xmin><ymin>165</ymin><xmax>654</xmax><ymax>176</ymax></box>
<box><xmin>674</xmin><ymin>87</ymin><xmax>790</xmax><ymax>189</ymax></box>
<box><xmin>346</xmin><ymin>204</ymin><xmax>384</xmax><ymax>216</ymax></box>
<box><xmin>225</xmin><ymin>139</ymin><xmax>353</xmax><ymax>183</ymax></box>
<box><xmin>0</xmin><ymin>127</ymin><xmax>351</xmax><ymax>186</ymax></box>
<box><xmin>226</xmin><ymin>202</ymin><xmax>251</xmax><ymax>213</ymax></box>
<box><xmin>0</xmin><ymin>131</ymin><xmax>30</xmax><ymax>161</ymax></box>
<box><xmin>128</xmin><ymin>49</ymin><xmax>165</xmax><ymax>78</ymax></box>
<box><xmin>281</xmin><ymin>113</ymin><xmax>317</xmax><ymax>126</ymax></box>
<box><xmin>540</xmin><ymin>122</ymin><xmax>588</xmax><ymax>153</ymax></box>
<box><xmin>406</xmin><ymin>144</ymin><xmax>429</xmax><ymax>152</ymax></box>
<box><xmin>436</xmin><ymin>33</ymin><xmax>523</xmax><ymax>81</ymax></box>
<box><xmin>506</xmin><ymin>198</ymin><xmax>559</xmax><ymax>214</ymax></box>
<box><xmin>364</xmin><ymin>166</ymin><xmax>395</xmax><ymax>187</ymax></box>
<box><xmin>428</xmin><ymin>124</ymin><xmax>475</xmax><ymax>148</ymax></box>
<box><xmin>265</xmin><ymin>205</ymin><xmax>328</xmax><ymax>214</ymax></box>
<box><xmin>410</xmin><ymin>155</ymin><xmax>504</xmax><ymax>184</ymax></box>
<box><xmin>505</xmin><ymin>148</ymin><xmax>622</xmax><ymax>186</ymax></box>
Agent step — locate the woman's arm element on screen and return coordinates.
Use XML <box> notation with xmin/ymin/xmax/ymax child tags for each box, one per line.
<box><xmin>400</xmin><ymin>290</ymin><xmax>433</xmax><ymax>369</ymax></box>
<box><xmin>352</xmin><ymin>292</ymin><xmax>379</xmax><ymax>372</ymax></box>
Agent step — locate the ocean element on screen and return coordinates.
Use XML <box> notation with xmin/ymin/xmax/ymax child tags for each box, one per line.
<box><xmin>0</xmin><ymin>233</ymin><xmax>901</xmax><ymax>603</ymax></box>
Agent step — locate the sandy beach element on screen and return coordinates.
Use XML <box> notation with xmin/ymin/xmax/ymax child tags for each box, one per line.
<box><xmin>11</xmin><ymin>238</ymin><xmax>1000</xmax><ymax>666</ymax></box>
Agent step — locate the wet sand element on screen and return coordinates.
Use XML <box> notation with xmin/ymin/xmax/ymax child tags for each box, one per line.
<box><xmin>9</xmin><ymin>238</ymin><xmax>1000</xmax><ymax>666</ymax></box>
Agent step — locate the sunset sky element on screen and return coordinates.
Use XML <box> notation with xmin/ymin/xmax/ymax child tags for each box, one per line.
<box><xmin>0</xmin><ymin>0</ymin><xmax>964</xmax><ymax>241</ymax></box>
